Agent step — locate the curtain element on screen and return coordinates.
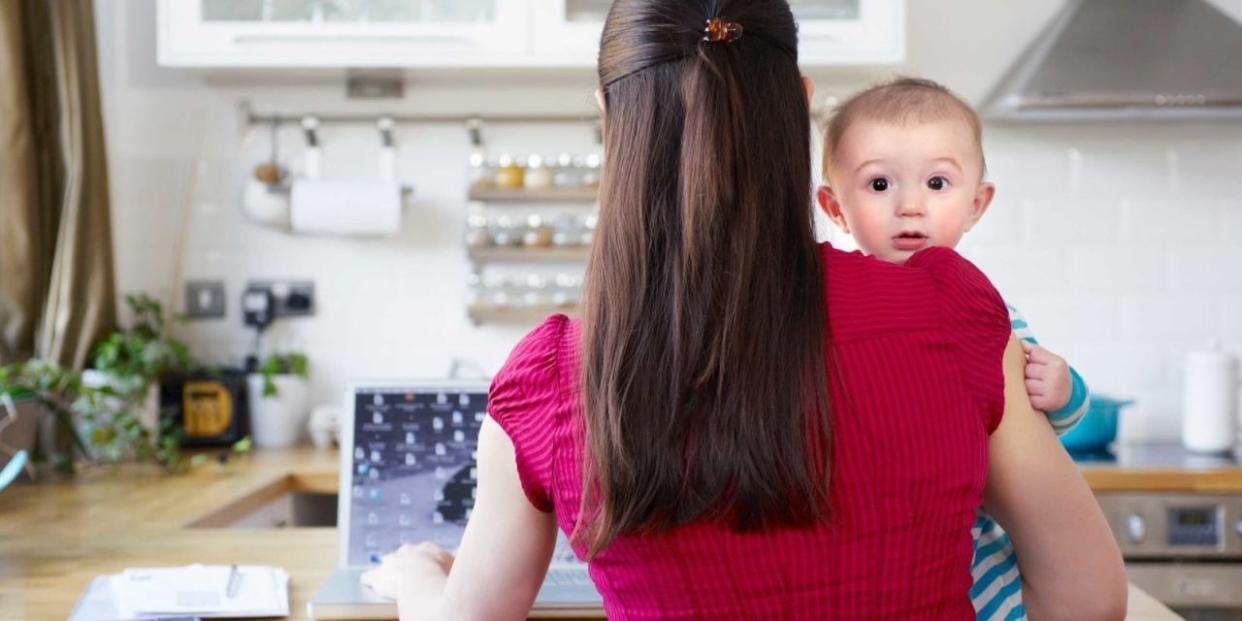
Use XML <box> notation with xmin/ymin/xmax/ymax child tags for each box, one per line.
<box><xmin>0</xmin><ymin>0</ymin><xmax>115</xmax><ymax>369</ymax></box>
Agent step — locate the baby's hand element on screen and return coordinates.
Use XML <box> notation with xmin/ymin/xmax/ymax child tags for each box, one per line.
<box><xmin>1021</xmin><ymin>340</ymin><xmax>1072</xmax><ymax>413</ymax></box>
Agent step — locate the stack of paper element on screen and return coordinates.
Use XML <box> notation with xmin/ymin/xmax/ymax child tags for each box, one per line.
<box><xmin>69</xmin><ymin>564</ymin><xmax>289</xmax><ymax>620</ymax></box>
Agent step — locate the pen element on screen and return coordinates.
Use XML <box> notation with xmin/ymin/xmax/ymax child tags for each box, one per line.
<box><xmin>226</xmin><ymin>564</ymin><xmax>241</xmax><ymax>598</ymax></box>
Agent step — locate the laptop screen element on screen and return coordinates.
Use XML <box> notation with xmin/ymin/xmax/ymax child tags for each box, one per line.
<box><xmin>344</xmin><ymin>384</ymin><xmax>489</xmax><ymax>567</ymax></box>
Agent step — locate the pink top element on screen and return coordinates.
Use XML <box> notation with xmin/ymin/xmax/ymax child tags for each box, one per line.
<box><xmin>488</xmin><ymin>244</ymin><xmax>1011</xmax><ymax>619</ymax></box>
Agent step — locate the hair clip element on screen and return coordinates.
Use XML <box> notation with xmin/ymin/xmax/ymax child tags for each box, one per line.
<box><xmin>703</xmin><ymin>18</ymin><xmax>743</xmax><ymax>43</ymax></box>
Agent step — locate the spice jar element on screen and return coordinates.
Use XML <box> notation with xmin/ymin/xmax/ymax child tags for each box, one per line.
<box><xmin>551</xmin><ymin>215</ymin><xmax>582</xmax><ymax>247</ymax></box>
<box><xmin>580</xmin><ymin>214</ymin><xmax>598</xmax><ymax>246</ymax></box>
<box><xmin>491</xmin><ymin>215</ymin><xmax>520</xmax><ymax>247</ymax></box>
<box><xmin>495</xmin><ymin>154</ymin><xmax>524</xmax><ymax>190</ymax></box>
<box><xmin>582</xmin><ymin>154</ymin><xmax>602</xmax><ymax>188</ymax></box>
<box><xmin>524</xmin><ymin>155</ymin><xmax>554</xmax><ymax>190</ymax></box>
<box><xmin>467</xmin><ymin>153</ymin><xmax>495</xmax><ymax>190</ymax></box>
<box><xmin>523</xmin><ymin>274</ymin><xmax>549</xmax><ymax>307</ymax></box>
<box><xmin>553</xmin><ymin>153</ymin><xmax>580</xmax><ymax>189</ymax></box>
<box><xmin>465</xmin><ymin>212</ymin><xmax>491</xmax><ymax>248</ymax></box>
<box><xmin>523</xmin><ymin>214</ymin><xmax>554</xmax><ymax>247</ymax></box>
<box><xmin>553</xmin><ymin>273</ymin><xmax>582</xmax><ymax>309</ymax></box>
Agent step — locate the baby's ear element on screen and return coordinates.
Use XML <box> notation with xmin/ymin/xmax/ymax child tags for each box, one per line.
<box><xmin>966</xmin><ymin>181</ymin><xmax>996</xmax><ymax>230</ymax></box>
<box><xmin>816</xmin><ymin>185</ymin><xmax>850</xmax><ymax>233</ymax></box>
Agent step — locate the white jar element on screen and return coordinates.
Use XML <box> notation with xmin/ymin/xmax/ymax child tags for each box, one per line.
<box><xmin>524</xmin><ymin>155</ymin><xmax>554</xmax><ymax>190</ymax></box>
<box><xmin>1182</xmin><ymin>342</ymin><xmax>1240</xmax><ymax>454</ymax></box>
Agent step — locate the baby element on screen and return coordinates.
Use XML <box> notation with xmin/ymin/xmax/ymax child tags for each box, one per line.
<box><xmin>816</xmin><ymin>77</ymin><xmax>1091</xmax><ymax>620</ymax></box>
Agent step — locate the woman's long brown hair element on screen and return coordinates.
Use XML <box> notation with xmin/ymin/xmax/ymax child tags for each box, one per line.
<box><xmin>578</xmin><ymin>0</ymin><xmax>831</xmax><ymax>559</ymax></box>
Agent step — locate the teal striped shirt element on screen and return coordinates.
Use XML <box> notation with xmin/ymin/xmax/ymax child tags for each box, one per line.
<box><xmin>970</xmin><ymin>304</ymin><xmax>1090</xmax><ymax>620</ymax></box>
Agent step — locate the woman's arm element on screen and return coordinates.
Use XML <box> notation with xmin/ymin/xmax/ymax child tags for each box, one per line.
<box><xmin>434</xmin><ymin>416</ymin><xmax>558</xmax><ymax>620</ymax></box>
<box><xmin>366</xmin><ymin>417</ymin><xmax>558</xmax><ymax>621</ymax></box>
<box><xmin>984</xmin><ymin>334</ymin><xmax>1127</xmax><ymax>621</ymax></box>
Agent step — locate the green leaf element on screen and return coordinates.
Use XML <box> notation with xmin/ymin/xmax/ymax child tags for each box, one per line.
<box><xmin>259</xmin><ymin>354</ymin><xmax>282</xmax><ymax>375</ymax></box>
<box><xmin>287</xmin><ymin>353</ymin><xmax>309</xmax><ymax>379</ymax></box>
<box><xmin>232</xmin><ymin>436</ymin><xmax>252</xmax><ymax>453</ymax></box>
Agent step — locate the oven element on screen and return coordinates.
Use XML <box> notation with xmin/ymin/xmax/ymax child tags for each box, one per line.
<box><xmin>1098</xmin><ymin>493</ymin><xmax>1242</xmax><ymax>620</ymax></box>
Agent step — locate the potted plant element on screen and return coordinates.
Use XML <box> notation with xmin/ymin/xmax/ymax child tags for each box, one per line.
<box><xmin>247</xmin><ymin>352</ymin><xmax>310</xmax><ymax>449</ymax></box>
<box><xmin>0</xmin><ymin>294</ymin><xmax>250</xmax><ymax>475</ymax></box>
<box><xmin>0</xmin><ymin>361</ymin><xmax>88</xmax><ymax>476</ymax></box>
<box><xmin>78</xmin><ymin>294</ymin><xmax>198</xmax><ymax>468</ymax></box>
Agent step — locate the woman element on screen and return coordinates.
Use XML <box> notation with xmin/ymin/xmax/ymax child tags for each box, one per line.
<box><xmin>363</xmin><ymin>1</ymin><xmax>1127</xmax><ymax>618</ymax></box>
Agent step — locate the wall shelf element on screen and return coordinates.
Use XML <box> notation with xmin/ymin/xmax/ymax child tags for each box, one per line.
<box><xmin>468</xmin><ymin>187</ymin><xmax>597</xmax><ymax>203</ymax></box>
<box><xmin>468</xmin><ymin>246</ymin><xmax>589</xmax><ymax>263</ymax></box>
<box><xmin>467</xmin><ymin>304</ymin><xmax>579</xmax><ymax>325</ymax></box>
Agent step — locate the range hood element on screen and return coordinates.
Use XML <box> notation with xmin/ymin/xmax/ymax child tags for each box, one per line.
<box><xmin>982</xmin><ymin>0</ymin><xmax>1242</xmax><ymax>121</ymax></box>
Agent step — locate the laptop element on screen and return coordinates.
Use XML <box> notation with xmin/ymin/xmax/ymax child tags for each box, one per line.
<box><xmin>307</xmin><ymin>380</ymin><xmax>604</xmax><ymax>620</ymax></box>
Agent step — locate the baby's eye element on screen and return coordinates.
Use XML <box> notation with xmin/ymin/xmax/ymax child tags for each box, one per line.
<box><xmin>868</xmin><ymin>177</ymin><xmax>890</xmax><ymax>192</ymax></box>
<box><xmin>927</xmin><ymin>176</ymin><xmax>949</xmax><ymax>191</ymax></box>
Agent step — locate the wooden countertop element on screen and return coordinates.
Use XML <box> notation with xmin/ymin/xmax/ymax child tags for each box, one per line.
<box><xmin>1082</xmin><ymin>464</ymin><xmax>1242</xmax><ymax>493</ymax></box>
<box><xmin>0</xmin><ymin>448</ymin><xmax>1194</xmax><ymax>620</ymax></box>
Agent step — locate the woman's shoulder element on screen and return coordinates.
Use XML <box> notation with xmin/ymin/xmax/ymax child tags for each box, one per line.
<box><xmin>818</xmin><ymin>242</ymin><xmax>1008</xmax><ymax>343</ymax></box>
<box><xmin>487</xmin><ymin>314</ymin><xmax>578</xmax><ymax>513</ymax></box>
<box><xmin>903</xmin><ymin>247</ymin><xmax>1010</xmax><ymax>336</ymax></box>
<box><xmin>819</xmin><ymin>242</ymin><xmax>1003</xmax><ymax>309</ymax></box>
<box><xmin>492</xmin><ymin>314</ymin><xmax>577</xmax><ymax>396</ymax></box>
<box><xmin>818</xmin><ymin>243</ymin><xmax>938</xmax><ymax>339</ymax></box>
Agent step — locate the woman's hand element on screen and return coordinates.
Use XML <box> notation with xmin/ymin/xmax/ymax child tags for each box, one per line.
<box><xmin>360</xmin><ymin>542</ymin><xmax>455</xmax><ymax>605</ymax></box>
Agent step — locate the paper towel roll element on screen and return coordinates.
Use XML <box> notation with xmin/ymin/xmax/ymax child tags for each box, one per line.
<box><xmin>290</xmin><ymin>180</ymin><xmax>402</xmax><ymax>236</ymax></box>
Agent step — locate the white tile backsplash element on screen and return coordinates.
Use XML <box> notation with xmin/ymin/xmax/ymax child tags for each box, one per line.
<box><xmin>1168</xmin><ymin>248</ymin><xmax>1242</xmax><ymax>293</ymax></box>
<box><xmin>1120</xmin><ymin>295</ymin><xmax>1220</xmax><ymax>343</ymax></box>
<box><xmin>95</xmin><ymin>0</ymin><xmax>1242</xmax><ymax>442</ymax></box>
<box><xmin>1021</xmin><ymin>197</ymin><xmax>1122</xmax><ymax>245</ymax></box>
<box><xmin>1120</xmin><ymin>197</ymin><xmax>1223</xmax><ymax>244</ymax></box>
<box><xmin>1064</xmin><ymin>247</ymin><xmax>1168</xmax><ymax>294</ymax></box>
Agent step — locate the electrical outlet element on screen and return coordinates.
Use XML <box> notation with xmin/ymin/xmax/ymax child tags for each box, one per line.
<box><xmin>185</xmin><ymin>280</ymin><xmax>226</xmax><ymax>319</ymax></box>
<box><xmin>245</xmin><ymin>280</ymin><xmax>315</xmax><ymax>318</ymax></box>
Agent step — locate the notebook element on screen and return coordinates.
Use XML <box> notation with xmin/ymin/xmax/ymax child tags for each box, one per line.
<box><xmin>69</xmin><ymin>564</ymin><xmax>289</xmax><ymax>620</ymax></box>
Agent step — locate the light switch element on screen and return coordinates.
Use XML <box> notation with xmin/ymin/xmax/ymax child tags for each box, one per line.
<box><xmin>185</xmin><ymin>280</ymin><xmax>226</xmax><ymax>319</ymax></box>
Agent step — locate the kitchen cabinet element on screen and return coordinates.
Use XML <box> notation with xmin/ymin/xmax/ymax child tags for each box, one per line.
<box><xmin>532</xmin><ymin>0</ymin><xmax>905</xmax><ymax>66</ymax></box>
<box><xmin>157</xmin><ymin>0</ymin><xmax>529</xmax><ymax>67</ymax></box>
<box><xmin>158</xmin><ymin>0</ymin><xmax>903</xmax><ymax>68</ymax></box>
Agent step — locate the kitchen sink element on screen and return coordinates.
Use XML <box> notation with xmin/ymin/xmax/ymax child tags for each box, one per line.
<box><xmin>189</xmin><ymin>475</ymin><xmax>338</xmax><ymax>529</ymax></box>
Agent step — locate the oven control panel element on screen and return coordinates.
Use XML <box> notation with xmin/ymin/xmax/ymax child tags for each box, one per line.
<box><xmin>1167</xmin><ymin>506</ymin><xmax>1220</xmax><ymax>547</ymax></box>
<box><xmin>1097</xmin><ymin>494</ymin><xmax>1242</xmax><ymax>558</ymax></box>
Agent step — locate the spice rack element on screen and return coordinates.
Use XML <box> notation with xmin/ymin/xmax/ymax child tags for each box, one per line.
<box><xmin>467</xmin><ymin>187</ymin><xmax>598</xmax><ymax>203</ymax></box>
<box><xmin>464</xmin><ymin>152</ymin><xmax>598</xmax><ymax>326</ymax></box>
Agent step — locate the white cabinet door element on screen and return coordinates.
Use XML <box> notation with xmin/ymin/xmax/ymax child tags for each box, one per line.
<box><xmin>158</xmin><ymin>0</ymin><xmax>530</xmax><ymax>67</ymax></box>
<box><xmin>530</xmin><ymin>0</ymin><xmax>903</xmax><ymax>68</ymax></box>
<box><xmin>793</xmin><ymin>0</ymin><xmax>904</xmax><ymax>65</ymax></box>
<box><xmin>529</xmin><ymin>0</ymin><xmax>607</xmax><ymax>66</ymax></box>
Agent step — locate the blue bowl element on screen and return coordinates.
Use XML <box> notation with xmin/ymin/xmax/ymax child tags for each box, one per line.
<box><xmin>1059</xmin><ymin>395</ymin><xmax>1134</xmax><ymax>453</ymax></box>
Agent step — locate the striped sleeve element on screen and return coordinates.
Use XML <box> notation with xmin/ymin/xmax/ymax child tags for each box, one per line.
<box><xmin>970</xmin><ymin>511</ymin><xmax>1025</xmax><ymax>620</ymax></box>
<box><xmin>1006</xmin><ymin>304</ymin><xmax>1090</xmax><ymax>435</ymax></box>
<box><xmin>486</xmin><ymin>314</ymin><xmax>569</xmax><ymax>513</ymax></box>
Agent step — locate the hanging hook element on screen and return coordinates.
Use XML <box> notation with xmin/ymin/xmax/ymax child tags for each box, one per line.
<box><xmin>301</xmin><ymin>116</ymin><xmax>320</xmax><ymax>147</ymax></box>
<box><xmin>377</xmin><ymin>116</ymin><xmax>397</xmax><ymax>182</ymax></box>
<box><xmin>378</xmin><ymin>116</ymin><xmax>395</xmax><ymax>148</ymax></box>
<box><xmin>301</xmin><ymin>116</ymin><xmax>322</xmax><ymax>180</ymax></box>
<box><xmin>466</xmin><ymin>117</ymin><xmax>485</xmax><ymax>150</ymax></box>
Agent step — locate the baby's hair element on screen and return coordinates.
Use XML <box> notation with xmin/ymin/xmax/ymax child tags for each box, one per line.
<box><xmin>821</xmin><ymin>77</ymin><xmax>985</xmax><ymax>181</ymax></box>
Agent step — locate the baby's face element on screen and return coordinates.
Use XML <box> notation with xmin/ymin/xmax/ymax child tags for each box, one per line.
<box><xmin>818</xmin><ymin>119</ymin><xmax>994</xmax><ymax>264</ymax></box>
